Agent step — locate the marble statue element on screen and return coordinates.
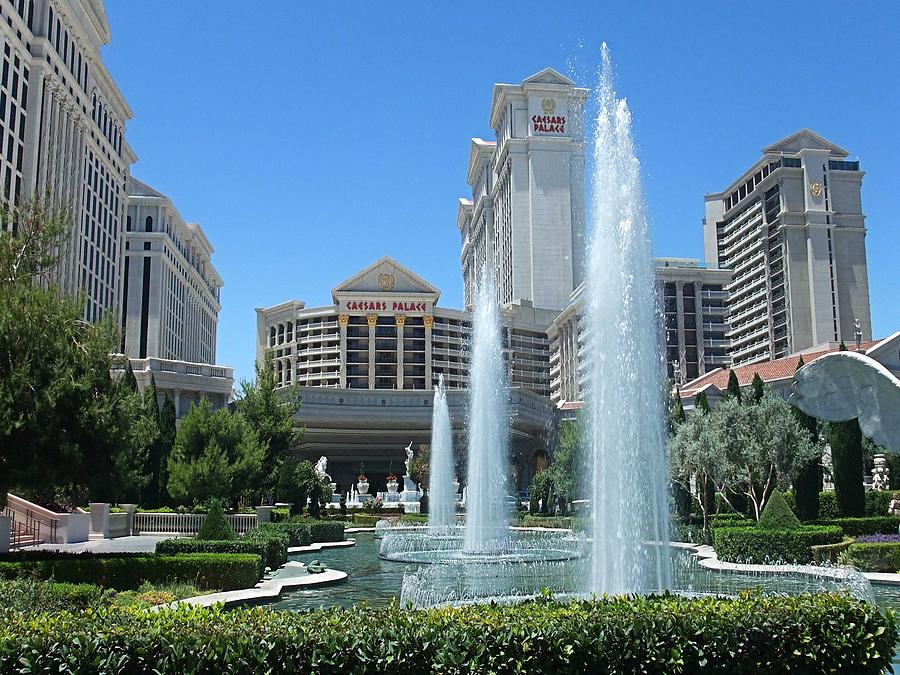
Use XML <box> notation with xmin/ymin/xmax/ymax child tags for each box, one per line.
<box><xmin>790</xmin><ymin>351</ymin><xmax>900</xmax><ymax>453</ymax></box>
<box><xmin>404</xmin><ymin>442</ymin><xmax>414</xmax><ymax>476</ymax></box>
<box><xmin>315</xmin><ymin>456</ymin><xmax>329</xmax><ymax>479</ymax></box>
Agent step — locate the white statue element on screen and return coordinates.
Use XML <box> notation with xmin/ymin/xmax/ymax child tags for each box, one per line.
<box><xmin>404</xmin><ymin>442</ymin><xmax>414</xmax><ymax>476</ymax></box>
<box><xmin>315</xmin><ymin>456</ymin><xmax>329</xmax><ymax>479</ymax></box>
<box><xmin>791</xmin><ymin>351</ymin><xmax>900</xmax><ymax>453</ymax></box>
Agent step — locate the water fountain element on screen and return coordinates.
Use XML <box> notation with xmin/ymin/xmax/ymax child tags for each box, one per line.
<box><xmin>581</xmin><ymin>43</ymin><xmax>671</xmax><ymax>595</ymax></box>
<box><xmin>428</xmin><ymin>374</ymin><xmax>456</xmax><ymax>529</ymax></box>
<box><xmin>391</xmin><ymin>44</ymin><xmax>871</xmax><ymax>611</ymax></box>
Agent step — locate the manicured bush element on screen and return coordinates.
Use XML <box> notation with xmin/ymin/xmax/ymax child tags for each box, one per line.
<box><xmin>708</xmin><ymin>512</ymin><xmax>749</xmax><ymax>523</ymax></box>
<box><xmin>196</xmin><ymin>499</ymin><xmax>236</xmax><ymax>541</ymax></box>
<box><xmin>757</xmin><ymin>490</ymin><xmax>802</xmax><ymax>530</ymax></box>
<box><xmin>0</xmin><ymin>579</ymin><xmax>112</xmax><ymax>613</ymax></box>
<box><xmin>521</xmin><ymin>515</ymin><xmax>574</xmax><ymax>529</ymax></box>
<box><xmin>0</xmin><ymin>594</ymin><xmax>894</xmax><ymax>673</ymax></box>
<box><xmin>713</xmin><ymin>525</ymin><xmax>843</xmax><ymax>564</ymax></box>
<box><xmin>243</xmin><ymin>527</ymin><xmax>289</xmax><ymax>570</ymax></box>
<box><xmin>810</xmin><ymin>537</ymin><xmax>854</xmax><ymax>564</ymax></box>
<box><xmin>830</xmin><ymin>419</ymin><xmax>865</xmax><ymax>517</ymax></box>
<box><xmin>865</xmin><ymin>490</ymin><xmax>895</xmax><ymax>517</ymax></box>
<box><xmin>672</xmin><ymin>522</ymin><xmax>711</xmax><ymax>545</ymax></box>
<box><xmin>811</xmin><ymin>516</ymin><xmax>900</xmax><ymax>537</ymax></box>
<box><xmin>846</xmin><ymin>542</ymin><xmax>900</xmax><ymax>573</ymax></box>
<box><xmin>252</xmin><ymin>522</ymin><xmax>312</xmax><ymax>548</ymax></box>
<box><xmin>0</xmin><ymin>553</ymin><xmax>259</xmax><ymax>591</ymax></box>
<box><xmin>155</xmin><ymin>538</ymin><xmax>270</xmax><ymax>577</ymax></box>
<box><xmin>399</xmin><ymin>513</ymin><xmax>429</xmax><ymax>525</ymax></box>
<box><xmin>350</xmin><ymin>513</ymin><xmax>381</xmax><ymax>527</ymax></box>
<box><xmin>818</xmin><ymin>491</ymin><xmax>840</xmax><ymax>519</ymax></box>
<box><xmin>293</xmin><ymin>518</ymin><xmax>345</xmax><ymax>542</ymax></box>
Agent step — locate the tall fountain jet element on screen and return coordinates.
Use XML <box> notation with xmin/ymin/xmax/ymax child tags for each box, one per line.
<box><xmin>428</xmin><ymin>374</ymin><xmax>456</xmax><ymax>529</ymax></box>
<box><xmin>583</xmin><ymin>44</ymin><xmax>672</xmax><ymax>595</ymax></box>
<box><xmin>463</xmin><ymin>270</ymin><xmax>510</xmax><ymax>554</ymax></box>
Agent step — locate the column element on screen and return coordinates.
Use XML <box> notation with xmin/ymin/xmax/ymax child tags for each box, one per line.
<box><xmin>423</xmin><ymin>315</ymin><xmax>434</xmax><ymax>389</ymax></box>
<box><xmin>174</xmin><ymin>389</ymin><xmax>182</xmax><ymax>420</ymax></box>
<box><xmin>338</xmin><ymin>314</ymin><xmax>348</xmax><ymax>388</ymax></box>
<box><xmin>367</xmin><ymin>314</ymin><xmax>377</xmax><ymax>390</ymax></box>
<box><xmin>675</xmin><ymin>281</ymin><xmax>686</xmax><ymax>384</ymax></box>
<box><xmin>395</xmin><ymin>315</ymin><xmax>405</xmax><ymax>390</ymax></box>
<box><xmin>694</xmin><ymin>284</ymin><xmax>706</xmax><ymax>375</ymax></box>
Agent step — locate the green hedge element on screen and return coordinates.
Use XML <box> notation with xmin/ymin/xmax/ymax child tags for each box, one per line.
<box><xmin>865</xmin><ymin>490</ymin><xmax>895</xmax><ymax>517</ymax></box>
<box><xmin>846</xmin><ymin>542</ymin><xmax>900</xmax><ymax>573</ymax></box>
<box><xmin>811</xmin><ymin>537</ymin><xmax>855</xmax><ymax>564</ymax></box>
<box><xmin>155</xmin><ymin>539</ymin><xmax>271</xmax><ymax>577</ymax></box>
<box><xmin>350</xmin><ymin>513</ymin><xmax>382</xmax><ymax>526</ymax></box>
<box><xmin>0</xmin><ymin>553</ymin><xmax>259</xmax><ymax>591</ymax></box>
<box><xmin>251</xmin><ymin>522</ymin><xmax>312</xmax><ymax>548</ymax></box>
<box><xmin>0</xmin><ymin>579</ymin><xmax>112</xmax><ymax>613</ymax></box>
<box><xmin>521</xmin><ymin>515</ymin><xmax>574</xmax><ymax>529</ymax></box>
<box><xmin>399</xmin><ymin>513</ymin><xmax>429</xmax><ymax>525</ymax></box>
<box><xmin>0</xmin><ymin>594</ymin><xmax>894</xmax><ymax>673</ymax></box>
<box><xmin>713</xmin><ymin>526</ymin><xmax>844</xmax><ymax>564</ymax></box>
<box><xmin>811</xmin><ymin>516</ymin><xmax>900</xmax><ymax>537</ymax></box>
<box><xmin>818</xmin><ymin>491</ymin><xmax>840</xmax><ymax>519</ymax></box>
<box><xmin>293</xmin><ymin>518</ymin><xmax>346</xmax><ymax>542</ymax></box>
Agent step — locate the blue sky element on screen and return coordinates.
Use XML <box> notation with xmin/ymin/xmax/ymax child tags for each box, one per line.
<box><xmin>104</xmin><ymin>1</ymin><xmax>900</xmax><ymax>384</ymax></box>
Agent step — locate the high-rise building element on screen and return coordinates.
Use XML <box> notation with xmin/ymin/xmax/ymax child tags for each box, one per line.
<box><xmin>458</xmin><ymin>68</ymin><xmax>588</xmax><ymax>313</ymax></box>
<box><xmin>0</xmin><ymin>0</ymin><xmax>135</xmax><ymax>323</ymax></box>
<box><xmin>121</xmin><ymin>177</ymin><xmax>231</xmax><ymax>418</ymax></box>
<box><xmin>704</xmin><ymin>129</ymin><xmax>871</xmax><ymax>366</ymax></box>
<box><xmin>547</xmin><ymin>260</ymin><xmax>732</xmax><ymax>405</ymax></box>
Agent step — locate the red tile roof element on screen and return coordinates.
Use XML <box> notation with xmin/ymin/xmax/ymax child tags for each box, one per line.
<box><xmin>680</xmin><ymin>340</ymin><xmax>880</xmax><ymax>397</ymax></box>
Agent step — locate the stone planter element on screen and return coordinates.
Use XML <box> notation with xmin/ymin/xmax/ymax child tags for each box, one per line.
<box><xmin>386</xmin><ymin>480</ymin><xmax>399</xmax><ymax>494</ymax></box>
<box><xmin>89</xmin><ymin>502</ymin><xmax>110</xmax><ymax>538</ymax></box>
<box><xmin>357</xmin><ymin>480</ymin><xmax>369</xmax><ymax>495</ymax></box>
<box><xmin>256</xmin><ymin>505</ymin><xmax>276</xmax><ymax>524</ymax></box>
<box><xmin>120</xmin><ymin>504</ymin><xmax>137</xmax><ymax>536</ymax></box>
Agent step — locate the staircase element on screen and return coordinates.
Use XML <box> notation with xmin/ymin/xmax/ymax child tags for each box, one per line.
<box><xmin>4</xmin><ymin>494</ymin><xmax>60</xmax><ymax>549</ymax></box>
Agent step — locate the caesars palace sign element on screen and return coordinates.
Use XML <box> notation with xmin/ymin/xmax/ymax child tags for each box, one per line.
<box><xmin>533</xmin><ymin>97</ymin><xmax>566</xmax><ymax>134</ymax></box>
<box><xmin>342</xmin><ymin>300</ymin><xmax>428</xmax><ymax>313</ymax></box>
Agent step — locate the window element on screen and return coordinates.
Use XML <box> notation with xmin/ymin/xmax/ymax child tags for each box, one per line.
<box><xmin>126</xmin><ymin>215</ymin><xmax>131</xmax><ymax>231</ymax></box>
<box><xmin>145</xmin><ymin>216</ymin><xmax>153</xmax><ymax>232</ymax></box>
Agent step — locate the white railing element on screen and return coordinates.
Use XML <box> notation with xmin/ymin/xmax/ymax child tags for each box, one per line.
<box><xmin>132</xmin><ymin>512</ymin><xmax>257</xmax><ymax>536</ymax></box>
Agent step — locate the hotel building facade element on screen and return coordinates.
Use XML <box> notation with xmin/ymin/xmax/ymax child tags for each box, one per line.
<box><xmin>0</xmin><ymin>0</ymin><xmax>135</xmax><ymax>323</ymax></box>
<box><xmin>458</xmin><ymin>68</ymin><xmax>588</xmax><ymax>313</ymax></box>
<box><xmin>547</xmin><ymin>259</ymin><xmax>733</xmax><ymax>406</ymax></box>
<box><xmin>120</xmin><ymin>177</ymin><xmax>232</xmax><ymax>419</ymax></box>
<box><xmin>255</xmin><ymin>256</ymin><xmax>557</xmax><ymax>492</ymax></box>
<box><xmin>704</xmin><ymin>129</ymin><xmax>871</xmax><ymax>367</ymax></box>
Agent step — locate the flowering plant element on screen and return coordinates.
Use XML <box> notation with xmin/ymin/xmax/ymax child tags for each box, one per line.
<box><xmin>386</xmin><ymin>474</ymin><xmax>398</xmax><ymax>482</ymax></box>
<box><xmin>855</xmin><ymin>534</ymin><xmax>900</xmax><ymax>543</ymax></box>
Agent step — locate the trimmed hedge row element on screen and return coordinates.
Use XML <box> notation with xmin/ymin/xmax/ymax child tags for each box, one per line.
<box><xmin>0</xmin><ymin>594</ymin><xmax>894</xmax><ymax>673</ymax></box>
<box><xmin>811</xmin><ymin>537</ymin><xmax>855</xmax><ymax>564</ymax></box>
<box><xmin>0</xmin><ymin>553</ymin><xmax>259</xmax><ymax>591</ymax></box>
<box><xmin>351</xmin><ymin>513</ymin><xmax>381</xmax><ymax>526</ymax></box>
<box><xmin>0</xmin><ymin>579</ymin><xmax>111</xmax><ymax>613</ymax></box>
<box><xmin>521</xmin><ymin>515</ymin><xmax>574</xmax><ymax>529</ymax></box>
<box><xmin>293</xmin><ymin>518</ymin><xmax>346</xmax><ymax>543</ymax></box>
<box><xmin>846</xmin><ymin>542</ymin><xmax>900</xmax><ymax>573</ymax></box>
<box><xmin>713</xmin><ymin>526</ymin><xmax>844</xmax><ymax>564</ymax></box>
<box><xmin>811</xmin><ymin>516</ymin><xmax>900</xmax><ymax>537</ymax></box>
<box><xmin>155</xmin><ymin>539</ymin><xmax>272</xmax><ymax>577</ymax></box>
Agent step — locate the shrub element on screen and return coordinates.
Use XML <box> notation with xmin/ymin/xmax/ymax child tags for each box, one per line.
<box><xmin>196</xmin><ymin>499</ymin><xmax>236</xmax><ymax>541</ymax></box>
<box><xmin>0</xmin><ymin>579</ymin><xmax>112</xmax><ymax>613</ymax></box>
<box><xmin>156</xmin><ymin>538</ymin><xmax>270</xmax><ymax>577</ymax></box>
<box><xmin>0</xmin><ymin>594</ymin><xmax>894</xmax><ymax>673</ymax></box>
<box><xmin>811</xmin><ymin>516</ymin><xmax>900</xmax><ymax>537</ymax></box>
<box><xmin>521</xmin><ymin>515</ymin><xmax>573</xmax><ymax>529</ymax></box>
<box><xmin>672</xmin><ymin>522</ymin><xmax>711</xmax><ymax>545</ymax></box>
<box><xmin>811</xmin><ymin>537</ymin><xmax>854</xmax><ymax>564</ymax></box>
<box><xmin>399</xmin><ymin>514</ymin><xmax>429</xmax><ymax>525</ymax></box>
<box><xmin>757</xmin><ymin>490</ymin><xmax>802</xmax><ymax>530</ymax></box>
<box><xmin>271</xmin><ymin>507</ymin><xmax>292</xmax><ymax>523</ymax></box>
<box><xmin>243</xmin><ymin>528</ymin><xmax>289</xmax><ymax>570</ymax></box>
<box><xmin>818</xmin><ymin>491</ymin><xmax>840</xmax><ymax>519</ymax></box>
<box><xmin>293</xmin><ymin>518</ymin><xmax>345</xmax><ymax>543</ymax></box>
<box><xmin>865</xmin><ymin>490</ymin><xmax>895</xmax><ymax>517</ymax></box>
<box><xmin>846</xmin><ymin>542</ymin><xmax>900</xmax><ymax>573</ymax></box>
<box><xmin>708</xmin><ymin>513</ymin><xmax>749</xmax><ymax>524</ymax></box>
<box><xmin>0</xmin><ymin>553</ymin><xmax>259</xmax><ymax>591</ymax></box>
<box><xmin>351</xmin><ymin>513</ymin><xmax>381</xmax><ymax>527</ymax></box>
<box><xmin>713</xmin><ymin>525</ymin><xmax>843</xmax><ymax>564</ymax></box>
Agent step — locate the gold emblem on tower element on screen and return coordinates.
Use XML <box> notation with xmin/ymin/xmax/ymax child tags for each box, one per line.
<box><xmin>366</xmin><ymin>314</ymin><xmax>378</xmax><ymax>327</ymax></box>
<box><xmin>378</xmin><ymin>274</ymin><xmax>395</xmax><ymax>291</ymax></box>
<box><xmin>809</xmin><ymin>182</ymin><xmax>823</xmax><ymax>198</ymax></box>
<box><xmin>338</xmin><ymin>314</ymin><xmax>349</xmax><ymax>327</ymax></box>
<box><xmin>541</xmin><ymin>97</ymin><xmax>556</xmax><ymax>114</ymax></box>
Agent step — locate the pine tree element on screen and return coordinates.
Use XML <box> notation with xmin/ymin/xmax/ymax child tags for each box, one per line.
<box><xmin>750</xmin><ymin>373</ymin><xmax>765</xmax><ymax>404</ymax></box>
<box><xmin>158</xmin><ymin>394</ymin><xmax>177</xmax><ymax>505</ymax></box>
<box><xmin>726</xmin><ymin>370</ymin><xmax>742</xmax><ymax>403</ymax></box>
<box><xmin>791</xmin><ymin>356</ymin><xmax>822</xmax><ymax>521</ymax></box>
<box><xmin>829</xmin><ymin>417</ymin><xmax>864</xmax><ymax>517</ymax></box>
<box><xmin>122</xmin><ymin>359</ymin><xmax>138</xmax><ymax>394</ymax></box>
<box><xmin>694</xmin><ymin>390</ymin><xmax>711</xmax><ymax>414</ymax></box>
<box><xmin>139</xmin><ymin>376</ymin><xmax>163</xmax><ymax>508</ymax></box>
